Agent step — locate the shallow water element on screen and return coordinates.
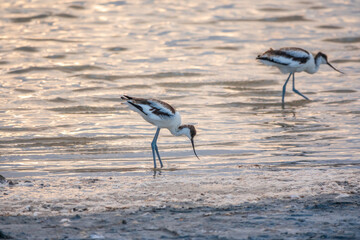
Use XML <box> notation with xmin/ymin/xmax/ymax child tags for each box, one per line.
<box><xmin>0</xmin><ymin>0</ymin><xmax>359</xmax><ymax>204</ymax></box>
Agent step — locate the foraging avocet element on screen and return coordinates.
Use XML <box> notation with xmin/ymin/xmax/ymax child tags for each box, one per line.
<box><xmin>256</xmin><ymin>47</ymin><xmax>344</xmax><ymax>107</ymax></box>
<box><xmin>121</xmin><ymin>95</ymin><xmax>199</xmax><ymax>168</ymax></box>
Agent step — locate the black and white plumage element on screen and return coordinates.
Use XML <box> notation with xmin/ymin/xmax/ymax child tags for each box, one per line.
<box><xmin>256</xmin><ymin>47</ymin><xmax>344</xmax><ymax>107</ymax></box>
<box><xmin>121</xmin><ymin>95</ymin><xmax>199</xmax><ymax>168</ymax></box>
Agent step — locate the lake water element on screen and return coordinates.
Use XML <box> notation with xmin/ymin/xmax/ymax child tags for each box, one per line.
<box><xmin>0</xmin><ymin>0</ymin><xmax>360</xmax><ymax>216</ymax></box>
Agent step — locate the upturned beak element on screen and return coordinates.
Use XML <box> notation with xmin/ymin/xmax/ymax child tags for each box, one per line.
<box><xmin>327</xmin><ymin>62</ymin><xmax>344</xmax><ymax>74</ymax></box>
<box><xmin>191</xmin><ymin>138</ymin><xmax>200</xmax><ymax>160</ymax></box>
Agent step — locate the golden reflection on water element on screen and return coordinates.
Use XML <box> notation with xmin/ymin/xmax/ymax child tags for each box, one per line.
<box><xmin>0</xmin><ymin>0</ymin><xmax>359</xmax><ymax>178</ymax></box>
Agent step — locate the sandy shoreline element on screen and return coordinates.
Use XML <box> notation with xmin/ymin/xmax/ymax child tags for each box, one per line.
<box><xmin>1</xmin><ymin>167</ymin><xmax>360</xmax><ymax>216</ymax></box>
<box><xmin>1</xmin><ymin>194</ymin><xmax>359</xmax><ymax>239</ymax></box>
<box><xmin>1</xmin><ymin>168</ymin><xmax>360</xmax><ymax>239</ymax></box>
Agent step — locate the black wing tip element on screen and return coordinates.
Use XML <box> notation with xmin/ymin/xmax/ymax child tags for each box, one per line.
<box><xmin>257</xmin><ymin>56</ymin><xmax>274</xmax><ymax>63</ymax></box>
<box><xmin>128</xmin><ymin>101</ymin><xmax>148</xmax><ymax>116</ymax></box>
<box><xmin>121</xmin><ymin>95</ymin><xmax>133</xmax><ymax>100</ymax></box>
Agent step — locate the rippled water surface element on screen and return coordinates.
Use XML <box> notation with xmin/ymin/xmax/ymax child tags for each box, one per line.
<box><xmin>0</xmin><ymin>0</ymin><xmax>359</xmax><ymax>180</ymax></box>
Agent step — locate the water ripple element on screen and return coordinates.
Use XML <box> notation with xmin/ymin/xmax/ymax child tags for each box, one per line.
<box><xmin>48</xmin><ymin>106</ymin><xmax>121</xmax><ymax>114</ymax></box>
<box><xmin>317</xmin><ymin>25</ymin><xmax>342</xmax><ymax>29</ymax></box>
<box><xmin>14</xmin><ymin>47</ymin><xmax>39</xmax><ymax>52</ymax></box>
<box><xmin>10</xmin><ymin>13</ymin><xmax>77</xmax><ymax>23</ymax></box>
<box><xmin>107</xmin><ymin>47</ymin><xmax>128</xmax><ymax>52</ymax></box>
<box><xmin>24</xmin><ymin>38</ymin><xmax>79</xmax><ymax>43</ymax></box>
<box><xmin>0</xmin><ymin>136</ymin><xmax>132</xmax><ymax>147</ymax></box>
<box><xmin>332</xmin><ymin>59</ymin><xmax>360</xmax><ymax>63</ymax></box>
<box><xmin>47</xmin><ymin>97</ymin><xmax>74</xmax><ymax>103</ymax></box>
<box><xmin>324</xmin><ymin>37</ymin><xmax>360</xmax><ymax>43</ymax></box>
<box><xmin>325</xmin><ymin>100</ymin><xmax>357</xmax><ymax>105</ymax></box>
<box><xmin>55</xmin><ymin>13</ymin><xmax>77</xmax><ymax>19</ymax></box>
<box><xmin>11</xmin><ymin>14</ymin><xmax>49</xmax><ymax>23</ymax></box>
<box><xmin>158</xmin><ymin>79</ymin><xmax>276</xmax><ymax>88</ymax></box>
<box><xmin>44</xmin><ymin>54</ymin><xmax>66</xmax><ymax>59</ymax></box>
<box><xmin>259</xmin><ymin>15</ymin><xmax>311</xmax><ymax>22</ymax></box>
<box><xmin>213</xmin><ymin>46</ymin><xmax>240</xmax><ymax>51</ymax></box>
<box><xmin>75</xmin><ymin>72</ymin><xmax>202</xmax><ymax>81</ymax></box>
<box><xmin>14</xmin><ymin>88</ymin><xmax>35</xmax><ymax>93</ymax></box>
<box><xmin>69</xmin><ymin>5</ymin><xmax>85</xmax><ymax>10</ymax></box>
<box><xmin>0</xmin><ymin>126</ymin><xmax>50</xmax><ymax>133</ymax></box>
<box><xmin>258</xmin><ymin>8</ymin><xmax>287</xmax><ymax>12</ymax></box>
<box><xmin>322</xmin><ymin>89</ymin><xmax>357</xmax><ymax>93</ymax></box>
<box><xmin>216</xmin><ymin>15</ymin><xmax>311</xmax><ymax>23</ymax></box>
<box><xmin>73</xmin><ymin>87</ymin><xmax>104</xmax><ymax>92</ymax></box>
<box><xmin>8</xmin><ymin>65</ymin><xmax>103</xmax><ymax>74</ymax></box>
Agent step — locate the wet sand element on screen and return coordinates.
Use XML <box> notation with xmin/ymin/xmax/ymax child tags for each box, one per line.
<box><xmin>1</xmin><ymin>195</ymin><xmax>359</xmax><ymax>240</ymax></box>
<box><xmin>1</xmin><ymin>169</ymin><xmax>360</xmax><ymax>239</ymax></box>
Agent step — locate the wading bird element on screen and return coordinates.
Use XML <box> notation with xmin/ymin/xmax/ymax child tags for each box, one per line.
<box><xmin>256</xmin><ymin>47</ymin><xmax>344</xmax><ymax>107</ymax></box>
<box><xmin>121</xmin><ymin>95</ymin><xmax>199</xmax><ymax>168</ymax></box>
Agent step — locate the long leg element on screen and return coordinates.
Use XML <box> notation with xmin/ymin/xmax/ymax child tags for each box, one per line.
<box><xmin>153</xmin><ymin>129</ymin><xmax>163</xmax><ymax>168</ymax></box>
<box><xmin>154</xmin><ymin>143</ymin><xmax>163</xmax><ymax>168</ymax></box>
<box><xmin>282</xmin><ymin>73</ymin><xmax>292</xmax><ymax>108</ymax></box>
<box><xmin>292</xmin><ymin>73</ymin><xmax>309</xmax><ymax>100</ymax></box>
<box><xmin>151</xmin><ymin>128</ymin><xmax>163</xmax><ymax>168</ymax></box>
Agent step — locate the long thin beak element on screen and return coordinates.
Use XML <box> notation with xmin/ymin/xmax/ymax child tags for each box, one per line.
<box><xmin>327</xmin><ymin>62</ymin><xmax>344</xmax><ymax>74</ymax></box>
<box><xmin>191</xmin><ymin>138</ymin><xmax>200</xmax><ymax>160</ymax></box>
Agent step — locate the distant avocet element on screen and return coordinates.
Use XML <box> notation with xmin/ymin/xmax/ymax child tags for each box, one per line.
<box><xmin>121</xmin><ymin>95</ymin><xmax>199</xmax><ymax>168</ymax></box>
<box><xmin>256</xmin><ymin>47</ymin><xmax>344</xmax><ymax>107</ymax></box>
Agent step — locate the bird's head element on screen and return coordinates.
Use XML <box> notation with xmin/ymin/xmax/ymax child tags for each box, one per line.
<box><xmin>315</xmin><ymin>52</ymin><xmax>344</xmax><ymax>74</ymax></box>
<box><xmin>178</xmin><ymin>124</ymin><xmax>199</xmax><ymax>159</ymax></box>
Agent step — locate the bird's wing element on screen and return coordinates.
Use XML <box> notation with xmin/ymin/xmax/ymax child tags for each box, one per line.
<box><xmin>124</xmin><ymin>97</ymin><xmax>176</xmax><ymax>121</ymax></box>
<box><xmin>277</xmin><ymin>48</ymin><xmax>310</xmax><ymax>67</ymax></box>
<box><xmin>146</xmin><ymin>99</ymin><xmax>176</xmax><ymax>118</ymax></box>
<box><xmin>258</xmin><ymin>48</ymin><xmax>310</xmax><ymax>67</ymax></box>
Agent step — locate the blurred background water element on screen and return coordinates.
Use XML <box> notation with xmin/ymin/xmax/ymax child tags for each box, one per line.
<box><xmin>0</xmin><ymin>0</ymin><xmax>359</xmax><ymax>178</ymax></box>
